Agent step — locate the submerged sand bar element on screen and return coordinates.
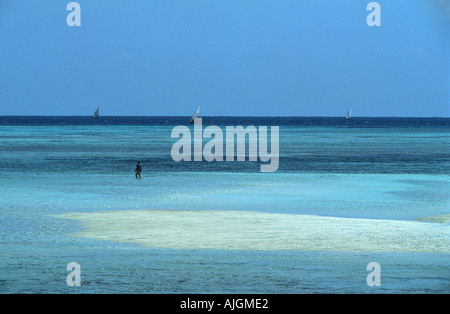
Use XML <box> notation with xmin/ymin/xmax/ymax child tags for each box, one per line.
<box><xmin>54</xmin><ymin>210</ymin><xmax>450</xmax><ymax>253</ymax></box>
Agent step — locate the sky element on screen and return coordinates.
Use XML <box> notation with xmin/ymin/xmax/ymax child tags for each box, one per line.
<box><xmin>0</xmin><ymin>0</ymin><xmax>448</xmax><ymax>117</ymax></box>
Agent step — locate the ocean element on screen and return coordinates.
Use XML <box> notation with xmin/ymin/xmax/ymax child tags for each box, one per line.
<box><xmin>0</xmin><ymin>116</ymin><xmax>448</xmax><ymax>294</ymax></box>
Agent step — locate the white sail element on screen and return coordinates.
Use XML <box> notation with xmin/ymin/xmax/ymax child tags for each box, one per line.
<box><xmin>345</xmin><ymin>107</ymin><xmax>351</xmax><ymax>120</ymax></box>
<box><xmin>189</xmin><ymin>106</ymin><xmax>200</xmax><ymax>124</ymax></box>
<box><xmin>93</xmin><ymin>107</ymin><xmax>99</xmax><ymax>119</ymax></box>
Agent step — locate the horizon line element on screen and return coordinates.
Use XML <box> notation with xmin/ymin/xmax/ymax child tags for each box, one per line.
<box><xmin>0</xmin><ymin>115</ymin><xmax>449</xmax><ymax>119</ymax></box>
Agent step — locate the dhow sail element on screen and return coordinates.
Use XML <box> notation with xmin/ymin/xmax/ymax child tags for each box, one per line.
<box><xmin>93</xmin><ymin>107</ymin><xmax>99</xmax><ymax>119</ymax></box>
<box><xmin>189</xmin><ymin>106</ymin><xmax>200</xmax><ymax>124</ymax></box>
<box><xmin>345</xmin><ymin>107</ymin><xmax>351</xmax><ymax>120</ymax></box>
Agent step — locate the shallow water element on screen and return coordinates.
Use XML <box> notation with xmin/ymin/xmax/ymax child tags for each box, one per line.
<box><xmin>0</xmin><ymin>116</ymin><xmax>449</xmax><ymax>293</ymax></box>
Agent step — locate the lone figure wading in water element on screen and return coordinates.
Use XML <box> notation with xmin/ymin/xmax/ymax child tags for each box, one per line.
<box><xmin>135</xmin><ymin>161</ymin><xmax>142</xmax><ymax>179</ymax></box>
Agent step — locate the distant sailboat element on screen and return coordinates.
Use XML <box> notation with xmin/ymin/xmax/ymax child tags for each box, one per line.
<box><xmin>189</xmin><ymin>106</ymin><xmax>200</xmax><ymax>124</ymax></box>
<box><xmin>345</xmin><ymin>107</ymin><xmax>351</xmax><ymax>120</ymax></box>
<box><xmin>93</xmin><ymin>107</ymin><xmax>99</xmax><ymax>119</ymax></box>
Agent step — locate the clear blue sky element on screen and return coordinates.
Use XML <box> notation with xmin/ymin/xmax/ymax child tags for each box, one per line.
<box><xmin>0</xmin><ymin>0</ymin><xmax>448</xmax><ymax>117</ymax></box>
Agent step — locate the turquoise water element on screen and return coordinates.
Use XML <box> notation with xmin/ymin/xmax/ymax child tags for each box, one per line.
<box><xmin>0</xmin><ymin>117</ymin><xmax>449</xmax><ymax>293</ymax></box>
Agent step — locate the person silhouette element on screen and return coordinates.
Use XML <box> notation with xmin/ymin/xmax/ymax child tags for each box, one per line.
<box><xmin>135</xmin><ymin>161</ymin><xmax>142</xmax><ymax>179</ymax></box>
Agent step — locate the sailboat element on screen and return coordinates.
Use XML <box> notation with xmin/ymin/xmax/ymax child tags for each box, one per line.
<box><xmin>189</xmin><ymin>106</ymin><xmax>200</xmax><ymax>124</ymax></box>
<box><xmin>345</xmin><ymin>107</ymin><xmax>351</xmax><ymax>120</ymax></box>
<box><xmin>92</xmin><ymin>107</ymin><xmax>99</xmax><ymax>119</ymax></box>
